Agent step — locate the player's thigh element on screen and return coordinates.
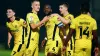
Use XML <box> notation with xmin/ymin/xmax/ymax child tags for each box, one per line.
<box><xmin>75</xmin><ymin>40</ymin><xmax>92</xmax><ymax>56</ymax></box>
<box><xmin>19</xmin><ymin>44</ymin><xmax>26</xmax><ymax>55</ymax></box>
<box><xmin>11</xmin><ymin>44</ymin><xmax>23</xmax><ymax>56</ymax></box>
<box><xmin>66</xmin><ymin>43</ymin><xmax>74</xmax><ymax>56</ymax></box>
<box><xmin>66</xmin><ymin>47</ymin><xmax>74</xmax><ymax>56</ymax></box>
<box><xmin>74</xmin><ymin>50</ymin><xmax>83</xmax><ymax>56</ymax></box>
<box><xmin>45</xmin><ymin>40</ymin><xmax>55</xmax><ymax>56</ymax></box>
<box><xmin>48</xmin><ymin>40</ymin><xmax>61</xmax><ymax>55</ymax></box>
<box><xmin>74</xmin><ymin>46</ymin><xmax>90</xmax><ymax>56</ymax></box>
<box><xmin>85</xmin><ymin>45</ymin><xmax>92</xmax><ymax>56</ymax></box>
<box><xmin>32</xmin><ymin>47</ymin><xmax>39</xmax><ymax>56</ymax></box>
<box><xmin>45</xmin><ymin>44</ymin><xmax>50</xmax><ymax>56</ymax></box>
<box><xmin>25</xmin><ymin>45</ymin><xmax>38</xmax><ymax>56</ymax></box>
<box><xmin>66</xmin><ymin>50</ymin><xmax>73</xmax><ymax>56</ymax></box>
<box><xmin>74</xmin><ymin>40</ymin><xmax>86</xmax><ymax>56</ymax></box>
<box><xmin>74</xmin><ymin>45</ymin><xmax>84</xmax><ymax>56</ymax></box>
<box><xmin>25</xmin><ymin>40</ymin><xmax>38</xmax><ymax>56</ymax></box>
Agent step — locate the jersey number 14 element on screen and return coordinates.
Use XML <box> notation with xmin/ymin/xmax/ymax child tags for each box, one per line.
<box><xmin>79</xmin><ymin>26</ymin><xmax>89</xmax><ymax>39</ymax></box>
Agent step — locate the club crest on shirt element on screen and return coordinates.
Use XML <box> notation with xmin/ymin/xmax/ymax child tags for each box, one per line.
<box><xmin>15</xmin><ymin>25</ymin><xmax>17</xmax><ymax>28</ymax></box>
<box><xmin>30</xmin><ymin>16</ymin><xmax>34</xmax><ymax>23</ymax></box>
<box><xmin>68</xmin><ymin>16</ymin><xmax>71</xmax><ymax>20</ymax></box>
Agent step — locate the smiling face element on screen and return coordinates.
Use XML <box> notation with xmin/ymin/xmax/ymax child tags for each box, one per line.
<box><xmin>31</xmin><ymin>1</ymin><xmax>40</xmax><ymax>12</ymax></box>
<box><xmin>59</xmin><ymin>4</ymin><xmax>68</xmax><ymax>14</ymax></box>
<box><xmin>6</xmin><ymin>9</ymin><xmax>15</xmax><ymax>18</ymax></box>
<box><xmin>44</xmin><ymin>5</ymin><xmax>52</xmax><ymax>15</ymax></box>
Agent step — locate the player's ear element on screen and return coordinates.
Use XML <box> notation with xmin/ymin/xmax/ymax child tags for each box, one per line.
<box><xmin>66</xmin><ymin>7</ymin><xmax>68</xmax><ymax>11</ymax></box>
<box><xmin>13</xmin><ymin>12</ymin><xmax>15</xmax><ymax>16</ymax></box>
<box><xmin>31</xmin><ymin>3</ymin><xmax>33</xmax><ymax>8</ymax></box>
<box><xmin>51</xmin><ymin>9</ymin><xmax>52</xmax><ymax>12</ymax></box>
<box><xmin>31</xmin><ymin>5</ymin><xmax>33</xmax><ymax>8</ymax></box>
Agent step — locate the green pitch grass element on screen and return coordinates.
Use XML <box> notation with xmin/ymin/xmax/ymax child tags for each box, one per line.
<box><xmin>0</xmin><ymin>49</ymin><xmax>44</xmax><ymax>56</ymax></box>
<box><xmin>0</xmin><ymin>44</ymin><xmax>45</xmax><ymax>56</ymax></box>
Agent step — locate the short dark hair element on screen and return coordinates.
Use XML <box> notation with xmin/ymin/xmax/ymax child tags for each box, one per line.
<box><xmin>31</xmin><ymin>0</ymin><xmax>40</xmax><ymax>3</ymax></box>
<box><xmin>6</xmin><ymin>7</ymin><xmax>20</xmax><ymax>22</ymax></box>
<box><xmin>80</xmin><ymin>3</ymin><xmax>90</xmax><ymax>14</ymax></box>
<box><xmin>44</xmin><ymin>4</ymin><xmax>52</xmax><ymax>9</ymax></box>
<box><xmin>60</xmin><ymin>2</ymin><xmax>69</xmax><ymax>8</ymax></box>
<box><xmin>7</xmin><ymin>7</ymin><xmax>16</xmax><ymax>13</ymax></box>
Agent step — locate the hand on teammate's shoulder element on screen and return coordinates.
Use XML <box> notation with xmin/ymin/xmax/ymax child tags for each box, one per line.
<box><xmin>50</xmin><ymin>13</ymin><xmax>59</xmax><ymax>17</ymax></box>
<box><xmin>42</xmin><ymin>16</ymin><xmax>49</xmax><ymax>22</ymax></box>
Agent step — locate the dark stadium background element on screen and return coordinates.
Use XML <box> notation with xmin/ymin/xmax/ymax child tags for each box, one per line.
<box><xmin>0</xmin><ymin>0</ymin><xmax>100</xmax><ymax>56</ymax></box>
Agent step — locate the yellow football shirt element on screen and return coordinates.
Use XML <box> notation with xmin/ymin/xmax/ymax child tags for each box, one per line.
<box><xmin>45</xmin><ymin>16</ymin><xmax>63</xmax><ymax>55</ymax></box>
<box><xmin>26</xmin><ymin>12</ymin><xmax>40</xmax><ymax>42</ymax></box>
<box><xmin>6</xmin><ymin>18</ymin><xmax>26</xmax><ymax>44</ymax></box>
<box><xmin>63</xmin><ymin>14</ymin><xmax>74</xmax><ymax>34</ymax></box>
<box><xmin>45</xmin><ymin>16</ymin><xmax>61</xmax><ymax>40</ymax></box>
<box><xmin>62</xmin><ymin>14</ymin><xmax>74</xmax><ymax>56</ymax></box>
<box><xmin>70</xmin><ymin>14</ymin><xmax>97</xmax><ymax>40</ymax></box>
<box><xmin>60</xmin><ymin>13</ymin><xmax>74</xmax><ymax>45</ymax></box>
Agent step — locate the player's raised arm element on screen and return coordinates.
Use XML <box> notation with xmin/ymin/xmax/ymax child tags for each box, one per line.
<box><xmin>27</xmin><ymin>13</ymin><xmax>49</xmax><ymax>30</ymax></box>
<box><xmin>26</xmin><ymin>0</ymin><xmax>49</xmax><ymax>30</ymax></box>
<box><xmin>51</xmin><ymin>14</ymin><xmax>70</xmax><ymax>25</ymax></box>
<box><xmin>58</xmin><ymin>15</ymin><xmax>71</xmax><ymax>25</ymax></box>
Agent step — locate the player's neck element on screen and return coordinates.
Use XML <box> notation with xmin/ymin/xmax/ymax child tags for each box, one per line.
<box><xmin>32</xmin><ymin>9</ymin><xmax>38</xmax><ymax>14</ymax></box>
<box><xmin>46</xmin><ymin>12</ymin><xmax>52</xmax><ymax>16</ymax></box>
<box><xmin>63</xmin><ymin>11</ymin><xmax>69</xmax><ymax>16</ymax></box>
<box><xmin>10</xmin><ymin>16</ymin><xmax>15</xmax><ymax>22</ymax></box>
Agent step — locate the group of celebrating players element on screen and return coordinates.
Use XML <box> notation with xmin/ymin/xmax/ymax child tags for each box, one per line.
<box><xmin>6</xmin><ymin>0</ymin><xmax>99</xmax><ymax>56</ymax></box>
